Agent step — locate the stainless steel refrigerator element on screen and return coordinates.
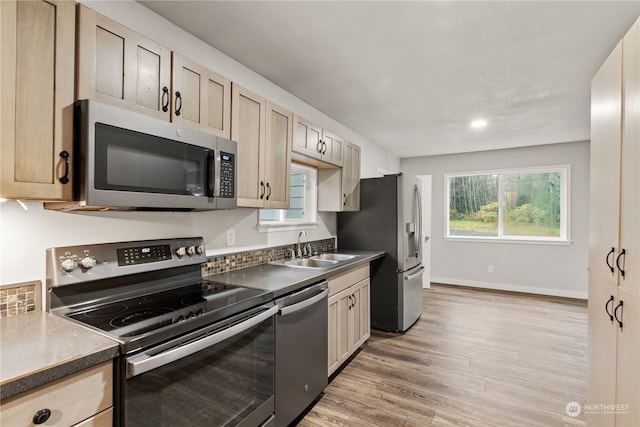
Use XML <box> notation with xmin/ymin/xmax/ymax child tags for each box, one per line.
<box><xmin>337</xmin><ymin>173</ymin><xmax>424</xmax><ymax>332</ymax></box>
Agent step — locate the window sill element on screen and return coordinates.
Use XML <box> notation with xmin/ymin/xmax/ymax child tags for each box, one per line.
<box><xmin>258</xmin><ymin>222</ymin><xmax>319</xmax><ymax>233</ymax></box>
<box><xmin>444</xmin><ymin>236</ymin><xmax>573</xmax><ymax>246</ymax></box>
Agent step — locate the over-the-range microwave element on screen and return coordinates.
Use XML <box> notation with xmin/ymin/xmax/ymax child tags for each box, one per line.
<box><xmin>47</xmin><ymin>100</ymin><xmax>236</xmax><ymax>211</ymax></box>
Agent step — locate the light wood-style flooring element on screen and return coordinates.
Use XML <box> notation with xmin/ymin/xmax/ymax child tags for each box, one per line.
<box><xmin>298</xmin><ymin>284</ymin><xmax>587</xmax><ymax>427</ymax></box>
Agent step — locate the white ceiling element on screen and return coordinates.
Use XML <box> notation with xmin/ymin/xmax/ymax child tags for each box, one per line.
<box><xmin>139</xmin><ymin>1</ymin><xmax>639</xmax><ymax>158</ymax></box>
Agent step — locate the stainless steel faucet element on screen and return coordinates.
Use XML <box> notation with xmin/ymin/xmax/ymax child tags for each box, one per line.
<box><xmin>297</xmin><ymin>230</ymin><xmax>307</xmax><ymax>258</ymax></box>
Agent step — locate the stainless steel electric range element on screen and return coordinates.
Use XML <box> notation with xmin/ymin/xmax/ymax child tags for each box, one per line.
<box><xmin>47</xmin><ymin>237</ymin><xmax>276</xmax><ymax>427</ymax></box>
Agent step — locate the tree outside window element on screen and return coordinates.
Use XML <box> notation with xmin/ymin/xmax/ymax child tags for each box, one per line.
<box><xmin>446</xmin><ymin>166</ymin><xmax>570</xmax><ymax>242</ymax></box>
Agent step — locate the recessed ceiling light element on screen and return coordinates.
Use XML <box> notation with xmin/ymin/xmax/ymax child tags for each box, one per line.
<box><xmin>471</xmin><ymin>119</ymin><xmax>487</xmax><ymax>129</ymax></box>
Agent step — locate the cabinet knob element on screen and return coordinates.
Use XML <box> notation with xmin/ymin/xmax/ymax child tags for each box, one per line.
<box><xmin>33</xmin><ymin>408</ymin><xmax>51</xmax><ymax>425</ymax></box>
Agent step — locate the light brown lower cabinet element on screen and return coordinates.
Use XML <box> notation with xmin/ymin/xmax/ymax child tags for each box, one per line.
<box><xmin>328</xmin><ymin>265</ymin><xmax>370</xmax><ymax>376</ymax></box>
<box><xmin>0</xmin><ymin>361</ymin><xmax>113</xmax><ymax>427</ymax></box>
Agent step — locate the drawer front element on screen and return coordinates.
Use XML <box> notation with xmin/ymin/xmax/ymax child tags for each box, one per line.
<box><xmin>0</xmin><ymin>361</ymin><xmax>113</xmax><ymax>426</ymax></box>
<box><xmin>73</xmin><ymin>407</ymin><xmax>113</xmax><ymax>427</ymax></box>
<box><xmin>328</xmin><ymin>265</ymin><xmax>368</xmax><ymax>297</ymax></box>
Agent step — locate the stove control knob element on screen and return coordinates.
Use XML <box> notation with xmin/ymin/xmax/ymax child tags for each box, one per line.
<box><xmin>195</xmin><ymin>245</ymin><xmax>204</xmax><ymax>255</ymax></box>
<box><xmin>79</xmin><ymin>256</ymin><xmax>96</xmax><ymax>270</ymax></box>
<box><xmin>186</xmin><ymin>246</ymin><xmax>195</xmax><ymax>256</ymax></box>
<box><xmin>175</xmin><ymin>247</ymin><xmax>186</xmax><ymax>258</ymax></box>
<box><xmin>60</xmin><ymin>258</ymin><xmax>77</xmax><ymax>273</ymax></box>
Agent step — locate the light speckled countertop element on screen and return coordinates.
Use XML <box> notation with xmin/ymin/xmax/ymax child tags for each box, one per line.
<box><xmin>0</xmin><ymin>311</ymin><xmax>119</xmax><ymax>400</ymax></box>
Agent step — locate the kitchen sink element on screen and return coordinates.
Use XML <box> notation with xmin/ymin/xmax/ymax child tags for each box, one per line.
<box><xmin>272</xmin><ymin>258</ymin><xmax>339</xmax><ymax>269</ymax></box>
<box><xmin>271</xmin><ymin>253</ymin><xmax>359</xmax><ymax>269</ymax></box>
<box><xmin>310</xmin><ymin>253</ymin><xmax>357</xmax><ymax>262</ymax></box>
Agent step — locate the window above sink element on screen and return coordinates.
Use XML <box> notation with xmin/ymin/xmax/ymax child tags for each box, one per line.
<box><xmin>258</xmin><ymin>163</ymin><xmax>318</xmax><ymax>232</ymax></box>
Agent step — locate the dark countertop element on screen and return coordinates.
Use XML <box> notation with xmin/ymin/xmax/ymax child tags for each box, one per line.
<box><xmin>0</xmin><ymin>249</ymin><xmax>384</xmax><ymax>401</ymax></box>
<box><xmin>204</xmin><ymin>249</ymin><xmax>385</xmax><ymax>298</ymax></box>
<box><xmin>0</xmin><ymin>311</ymin><xmax>119</xmax><ymax>401</ymax></box>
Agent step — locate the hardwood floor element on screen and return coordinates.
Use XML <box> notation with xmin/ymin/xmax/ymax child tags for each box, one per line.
<box><xmin>298</xmin><ymin>284</ymin><xmax>588</xmax><ymax>427</ymax></box>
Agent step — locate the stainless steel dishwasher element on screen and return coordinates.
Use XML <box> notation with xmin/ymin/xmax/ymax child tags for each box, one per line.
<box><xmin>275</xmin><ymin>281</ymin><xmax>329</xmax><ymax>427</ymax></box>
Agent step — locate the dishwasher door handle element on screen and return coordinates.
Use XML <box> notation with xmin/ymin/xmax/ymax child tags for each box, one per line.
<box><xmin>279</xmin><ymin>288</ymin><xmax>329</xmax><ymax>316</ymax></box>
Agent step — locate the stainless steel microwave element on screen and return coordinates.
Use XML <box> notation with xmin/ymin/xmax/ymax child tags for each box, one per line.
<box><xmin>63</xmin><ymin>100</ymin><xmax>236</xmax><ymax>211</ymax></box>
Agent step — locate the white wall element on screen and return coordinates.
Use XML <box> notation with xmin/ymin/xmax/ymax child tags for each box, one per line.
<box><xmin>0</xmin><ymin>0</ymin><xmax>398</xmax><ymax>288</ymax></box>
<box><xmin>401</xmin><ymin>141</ymin><xmax>590</xmax><ymax>299</ymax></box>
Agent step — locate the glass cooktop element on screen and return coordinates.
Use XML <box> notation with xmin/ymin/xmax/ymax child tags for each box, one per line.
<box><xmin>66</xmin><ymin>281</ymin><xmax>268</xmax><ymax>338</ymax></box>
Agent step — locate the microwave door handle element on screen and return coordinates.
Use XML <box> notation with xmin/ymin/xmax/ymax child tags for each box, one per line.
<box><xmin>126</xmin><ymin>305</ymin><xmax>278</xmax><ymax>378</ymax></box>
<box><xmin>206</xmin><ymin>150</ymin><xmax>216</xmax><ymax>197</ymax></box>
<box><xmin>214</xmin><ymin>151</ymin><xmax>221</xmax><ymax>197</ymax></box>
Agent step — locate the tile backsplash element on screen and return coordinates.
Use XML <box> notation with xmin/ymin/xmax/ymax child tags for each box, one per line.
<box><xmin>0</xmin><ymin>280</ymin><xmax>41</xmax><ymax>317</ymax></box>
<box><xmin>202</xmin><ymin>238</ymin><xmax>336</xmax><ymax>276</ymax></box>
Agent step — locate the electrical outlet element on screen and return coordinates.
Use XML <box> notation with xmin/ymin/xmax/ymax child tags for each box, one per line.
<box><xmin>488</xmin><ymin>265</ymin><xmax>494</xmax><ymax>273</ymax></box>
<box><xmin>226</xmin><ymin>229</ymin><xmax>236</xmax><ymax>246</ymax></box>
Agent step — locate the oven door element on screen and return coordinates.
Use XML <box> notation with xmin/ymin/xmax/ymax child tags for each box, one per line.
<box><xmin>117</xmin><ymin>305</ymin><xmax>278</xmax><ymax>427</ymax></box>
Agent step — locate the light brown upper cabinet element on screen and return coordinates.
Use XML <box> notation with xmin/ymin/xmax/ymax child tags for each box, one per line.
<box><xmin>1</xmin><ymin>0</ymin><xmax>75</xmax><ymax>201</ymax></box>
<box><xmin>318</xmin><ymin>140</ymin><xmax>361</xmax><ymax>212</ymax></box>
<box><xmin>77</xmin><ymin>6</ymin><xmax>232</xmax><ymax>139</ymax></box>
<box><xmin>293</xmin><ymin>115</ymin><xmax>343</xmax><ymax>167</ymax></box>
<box><xmin>341</xmin><ymin>141</ymin><xmax>361</xmax><ymax>211</ymax></box>
<box><xmin>232</xmin><ymin>85</ymin><xmax>292</xmax><ymax>208</ymax></box>
<box><xmin>171</xmin><ymin>53</ymin><xmax>231</xmax><ymax>139</ymax></box>
<box><xmin>77</xmin><ymin>4</ymin><xmax>171</xmax><ymax>121</ymax></box>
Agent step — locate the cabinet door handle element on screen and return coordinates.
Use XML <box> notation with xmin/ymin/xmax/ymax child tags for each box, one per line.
<box><xmin>613</xmin><ymin>300</ymin><xmax>623</xmax><ymax>329</ymax></box>
<box><xmin>174</xmin><ymin>91</ymin><xmax>182</xmax><ymax>116</ymax></box>
<box><xmin>317</xmin><ymin>140</ymin><xmax>323</xmax><ymax>154</ymax></box>
<box><xmin>347</xmin><ymin>295</ymin><xmax>352</xmax><ymax>309</ymax></box>
<box><xmin>322</xmin><ymin>141</ymin><xmax>327</xmax><ymax>154</ymax></box>
<box><xmin>58</xmin><ymin>151</ymin><xmax>70</xmax><ymax>184</ymax></box>
<box><xmin>265</xmin><ymin>182</ymin><xmax>272</xmax><ymax>200</ymax></box>
<box><xmin>343</xmin><ymin>194</ymin><xmax>347</xmax><ymax>206</ymax></box>
<box><xmin>606</xmin><ymin>247</ymin><xmax>615</xmax><ymax>274</ymax></box>
<box><xmin>616</xmin><ymin>249</ymin><xmax>626</xmax><ymax>278</ymax></box>
<box><xmin>351</xmin><ymin>293</ymin><xmax>356</xmax><ymax>308</ymax></box>
<box><xmin>33</xmin><ymin>409</ymin><xmax>51</xmax><ymax>425</ymax></box>
<box><xmin>605</xmin><ymin>295</ymin><xmax>615</xmax><ymax>322</ymax></box>
<box><xmin>161</xmin><ymin>86</ymin><xmax>169</xmax><ymax>112</ymax></box>
<box><xmin>259</xmin><ymin>181</ymin><xmax>266</xmax><ymax>199</ymax></box>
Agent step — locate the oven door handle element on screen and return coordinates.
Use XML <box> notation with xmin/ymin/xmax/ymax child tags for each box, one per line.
<box><xmin>126</xmin><ymin>305</ymin><xmax>278</xmax><ymax>378</ymax></box>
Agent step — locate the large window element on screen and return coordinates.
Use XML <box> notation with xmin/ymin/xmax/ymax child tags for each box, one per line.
<box><xmin>258</xmin><ymin>163</ymin><xmax>317</xmax><ymax>230</ymax></box>
<box><xmin>446</xmin><ymin>166</ymin><xmax>570</xmax><ymax>243</ymax></box>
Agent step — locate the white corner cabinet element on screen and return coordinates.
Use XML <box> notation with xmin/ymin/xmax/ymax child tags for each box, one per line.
<box><xmin>232</xmin><ymin>85</ymin><xmax>292</xmax><ymax>208</ymax></box>
<box><xmin>327</xmin><ymin>265</ymin><xmax>370</xmax><ymax>376</ymax></box>
<box><xmin>318</xmin><ymin>140</ymin><xmax>361</xmax><ymax>212</ymax></box>
<box><xmin>77</xmin><ymin>5</ymin><xmax>231</xmax><ymax>139</ymax></box>
<box><xmin>1</xmin><ymin>0</ymin><xmax>75</xmax><ymax>201</ymax></box>
<box><xmin>587</xmin><ymin>16</ymin><xmax>639</xmax><ymax>427</ymax></box>
<box><xmin>0</xmin><ymin>361</ymin><xmax>113</xmax><ymax>427</ymax></box>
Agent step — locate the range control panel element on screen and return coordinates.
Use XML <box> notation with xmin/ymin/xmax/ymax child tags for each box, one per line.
<box><xmin>117</xmin><ymin>244</ymin><xmax>172</xmax><ymax>266</ymax></box>
<box><xmin>46</xmin><ymin>237</ymin><xmax>206</xmax><ymax>288</ymax></box>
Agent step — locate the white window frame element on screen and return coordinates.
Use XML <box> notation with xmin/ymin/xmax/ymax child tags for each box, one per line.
<box><xmin>258</xmin><ymin>163</ymin><xmax>318</xmax><ymax>232</ymax></box>
<box><xmin>444</xmin><ymin>165</ymin><xmax>572</xmax><ymax>245</ymax></box>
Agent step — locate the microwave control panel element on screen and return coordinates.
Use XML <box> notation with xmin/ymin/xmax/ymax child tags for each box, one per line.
<box><xmin>219</xmin><ymin>152</ymin><xmax>235</xmax><ymax>198</ymax></box>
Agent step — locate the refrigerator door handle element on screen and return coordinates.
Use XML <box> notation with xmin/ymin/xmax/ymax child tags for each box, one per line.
<box><xmin>414</xmin><ymin>184</ymin><xmax>422</xmax><ymax>259</ymax></box>
<box><xmin>404</xmin><ymin>265</ymin><xmax>425</xmax><ymax>281</ymax></box>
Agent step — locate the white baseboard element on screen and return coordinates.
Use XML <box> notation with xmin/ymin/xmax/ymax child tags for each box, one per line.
<box><xmin>430</xmin><ymin>277</ymin><xmax>588</xmax><ymax>300</ymax></box>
